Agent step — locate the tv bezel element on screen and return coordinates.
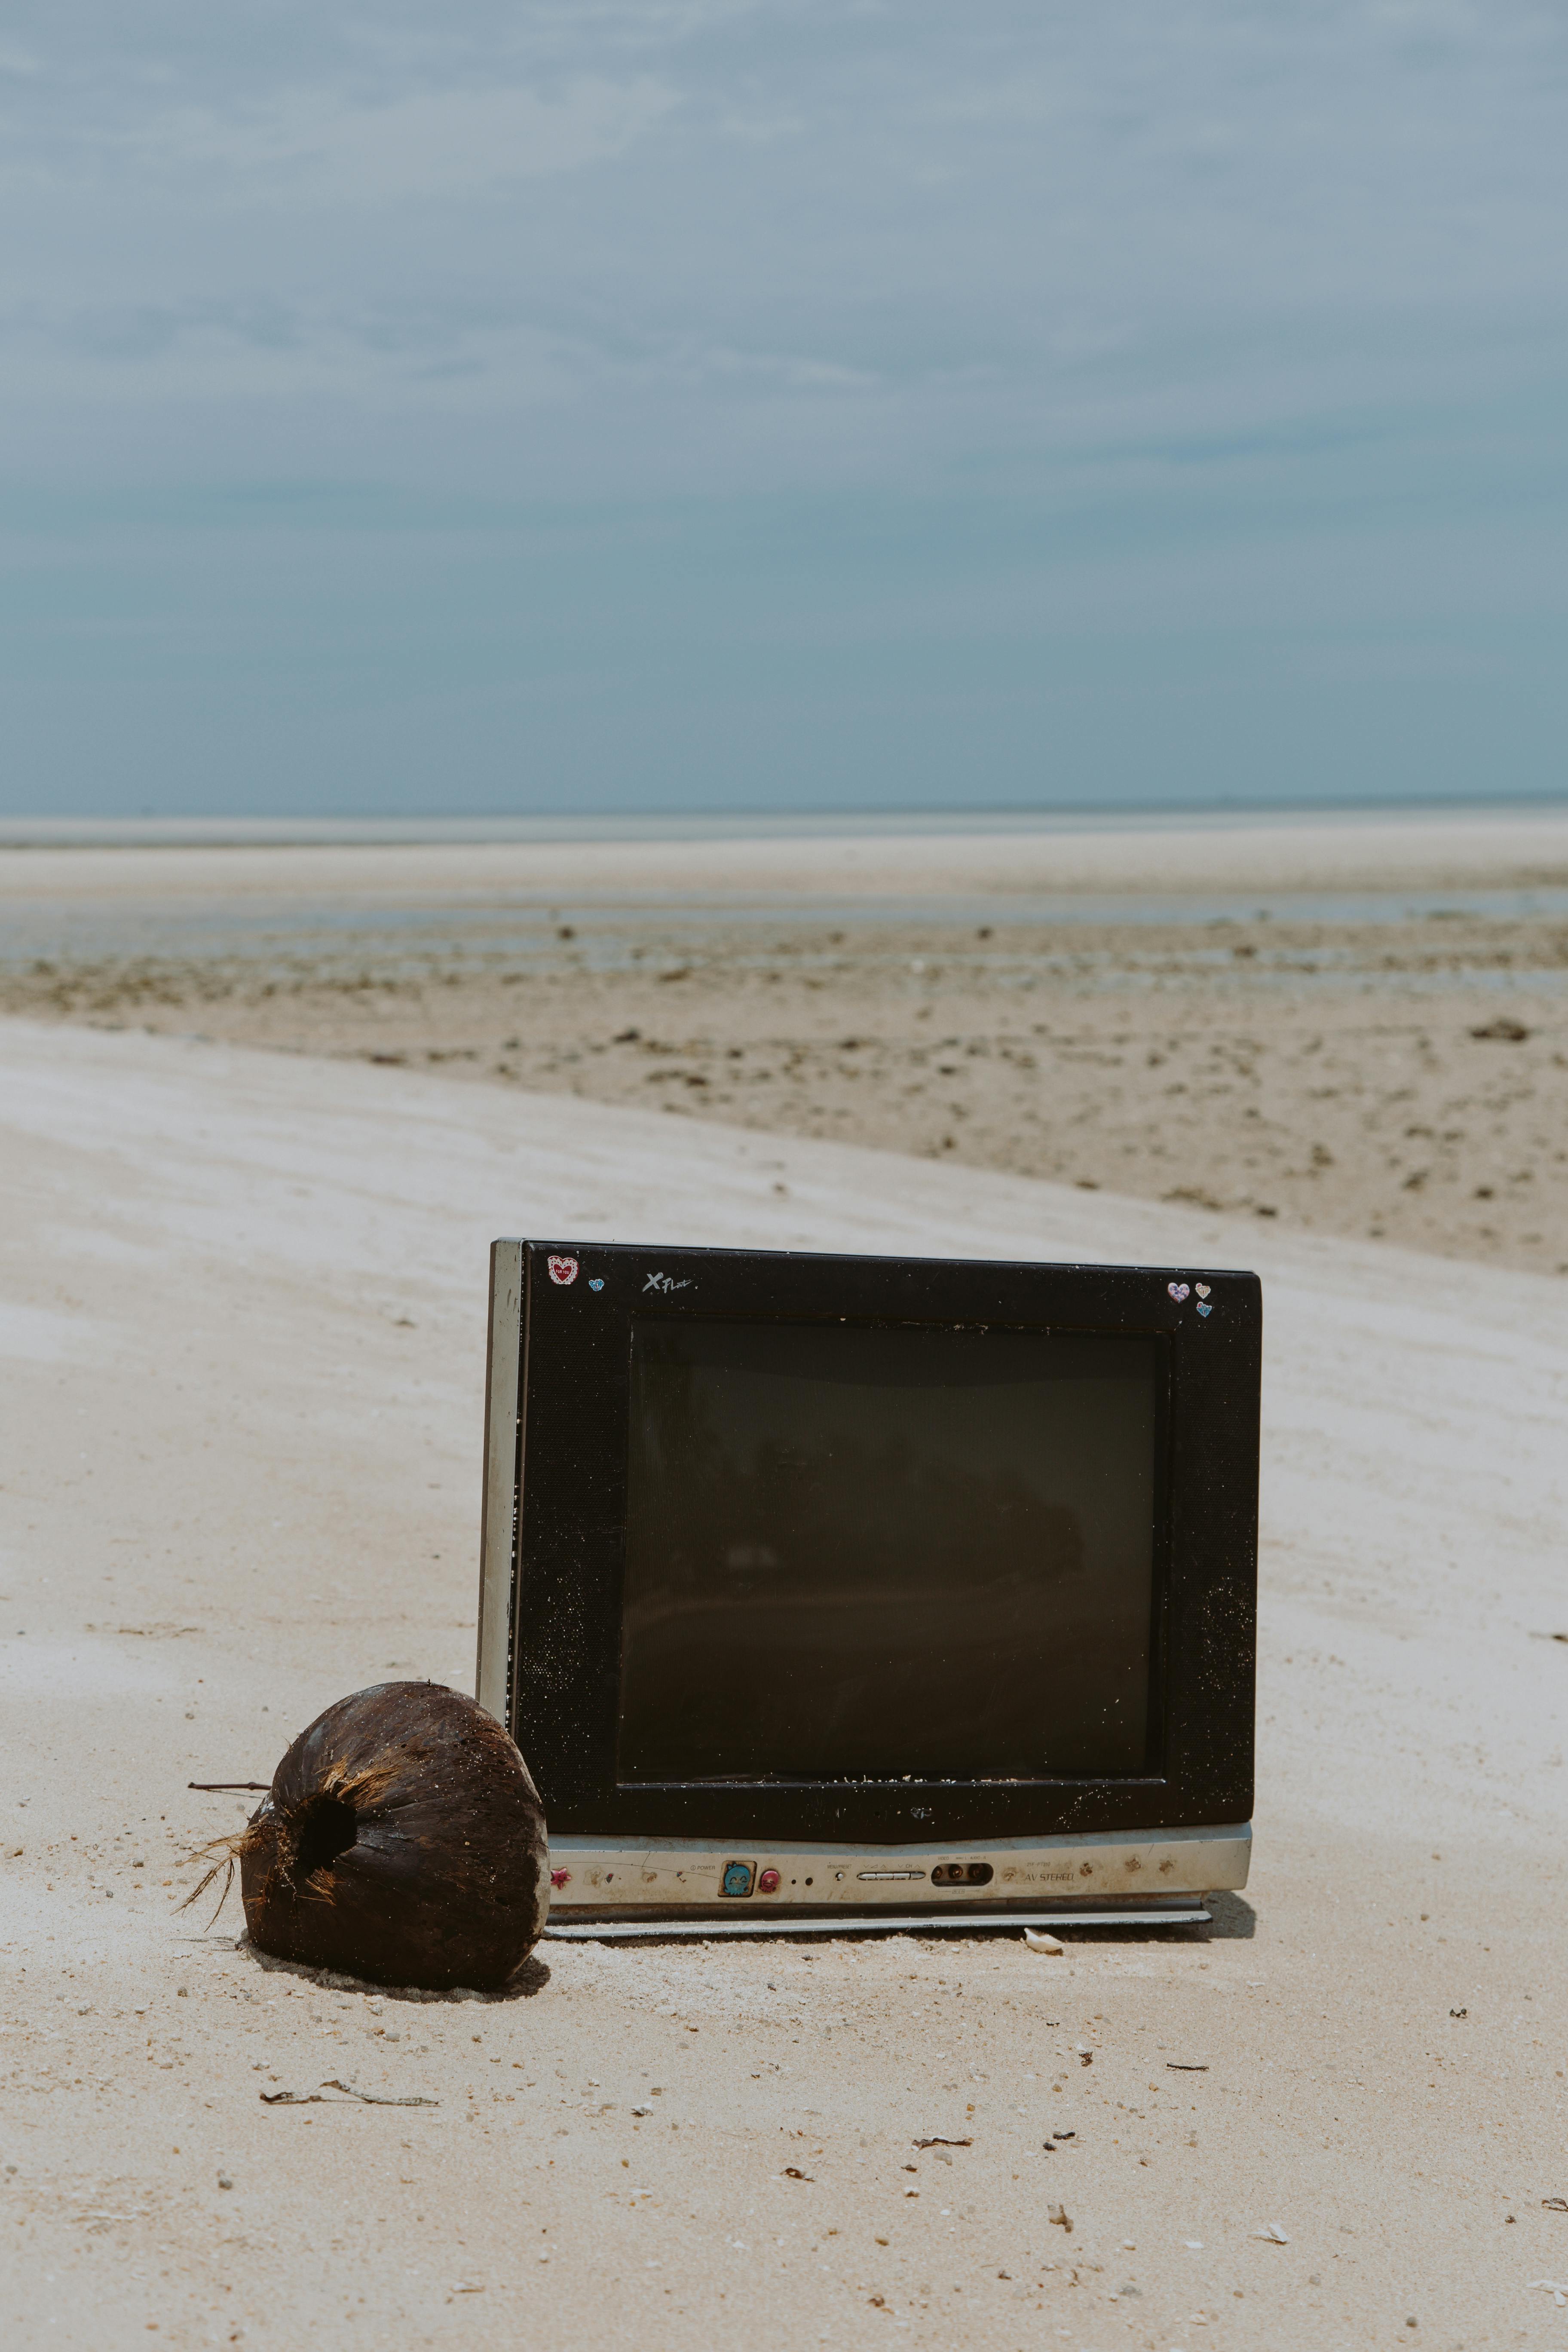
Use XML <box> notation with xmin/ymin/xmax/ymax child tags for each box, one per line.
<box><xmin>478</xmin><ymin>1238</ymin><xmax>1259</xmax><ymax>1847</ymax></box>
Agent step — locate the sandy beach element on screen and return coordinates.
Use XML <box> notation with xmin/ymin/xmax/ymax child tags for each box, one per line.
<box><xmin>3</xmin><ymin>811</ymin><xmax>1567</xmax><ymax>1283</ymax></box>
<box><xmin>3</xmin><ymin>814</ymin><xmax>1568</xmax><ymax>2346</ymax></box>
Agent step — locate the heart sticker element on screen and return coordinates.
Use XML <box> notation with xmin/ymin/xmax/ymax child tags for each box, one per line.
<box><xmin>1195</xmin><ymin>1283</ymin><xmax>1211</xmax><ymax>1299</ymax></box>
<box><xmin>547</xmin><ymin>1255</ymin><xmax>579</xmax><ymax>1287</ymax></box>
<box><xmin>1167</xmin><ymin>1282</ymin><xmax>1191</xmax><ymax>1302</ymax></box>
<box><xmin>1196</xmin><ymin>1302</ymin><xmax>1213</xmax><ymax>1318</ymax></box>
<box><xmin>588</xmin><ymin>1278</ymin><xmax>604</xmax><ymax>1292</ymax></box>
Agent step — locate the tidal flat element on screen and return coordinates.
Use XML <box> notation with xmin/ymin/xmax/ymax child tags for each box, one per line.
<box><xmin>6</xmin><ymin>866</ymin><xmax>1565</xmax><ymax>1276</ymax></box>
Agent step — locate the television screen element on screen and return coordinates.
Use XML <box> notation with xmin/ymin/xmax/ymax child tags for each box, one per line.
<box><xmin>617</xmin><ymin>1318</ymin><xmax>1163</xmax><ymax>1785</ymax></box>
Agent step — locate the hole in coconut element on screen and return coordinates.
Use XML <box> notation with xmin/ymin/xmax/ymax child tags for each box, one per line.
<box><xmin>292</xmin><ymin>1793</ymin><xmax>358</xmax><ymax>1880</ymax></box>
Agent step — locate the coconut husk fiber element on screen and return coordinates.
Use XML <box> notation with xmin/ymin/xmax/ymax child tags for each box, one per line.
<box><xmin>217</xmin><ymin>1682</ymin><xmax>549</xmax><ymax>1991</ymax></box>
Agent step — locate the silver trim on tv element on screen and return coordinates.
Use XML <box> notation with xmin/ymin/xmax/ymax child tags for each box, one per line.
<box><xmin>545</xmin><ymin>1823</ymin><xmax>1249</xmax><ymax>1916</ymax></box>
<box><xmin>544</xmin><ymin>1904</ymin><xmax>1213</xmax><ymax>1939</ymax></box>
<box><xmin>475</xmin><ymin>1237</ymin><xmax>524</xmax><ymax>1725</ymax></box>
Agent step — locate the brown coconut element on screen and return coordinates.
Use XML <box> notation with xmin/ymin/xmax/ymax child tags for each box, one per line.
<box><xmin>230</xmin><ymin>1681</ymin><xmax>549</xmax><ymax>1990</ymax></box>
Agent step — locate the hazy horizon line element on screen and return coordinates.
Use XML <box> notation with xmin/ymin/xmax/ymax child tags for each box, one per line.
<box><xmin>6</xmin><ymin>791</ymin><xmax>1568</xmax><ymax>852</ymax></box>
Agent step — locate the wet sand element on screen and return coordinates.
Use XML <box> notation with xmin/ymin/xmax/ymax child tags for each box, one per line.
<box><xmin>4</xmin><ymin>815</ymin><xmax>1566</xmax><ymax>1279</ymax></box>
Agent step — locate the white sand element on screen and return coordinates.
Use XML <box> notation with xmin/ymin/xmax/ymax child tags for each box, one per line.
<box><xmin>3</xmin><ymin>1014</ymin><xmax>1566</xmax><ymax>2347</ymax></box>
<box><xmin>5</xmin><ymin>804</ymin><xmax>1568</xmax><ymax>909</ymax></box>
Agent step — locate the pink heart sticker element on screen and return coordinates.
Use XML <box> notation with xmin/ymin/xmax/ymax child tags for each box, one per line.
<box><xmin>1167</xmin><ymin>1282</ymin><xmax>1190</xmax><ymax>1302</ymax></box>
<box><xmin>1195</xmin><ymin>1283</ymin><xmax>1211</xmax><ymax>1299</ymax></box>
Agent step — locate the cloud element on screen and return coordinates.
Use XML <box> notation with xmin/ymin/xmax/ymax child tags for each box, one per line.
<box><xmin>0</xmin><ymin>2</ymin><xmax>1565</xmax><ymax>812</ymax></box>
<box><xmin>144</xmin><ymin>76</ymin><xmax>679</xmax><ymax>202</ymax></box>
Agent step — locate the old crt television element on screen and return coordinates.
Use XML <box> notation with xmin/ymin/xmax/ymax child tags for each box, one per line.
<box><xmin>475</xmin><ymin>1240</ymin><xmax>1259</xmax><ymax>1938</ymax></box>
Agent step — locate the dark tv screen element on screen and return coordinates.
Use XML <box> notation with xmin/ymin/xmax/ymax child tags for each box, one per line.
<box><xmin>618</xmin><ymin>1318</ymin><xmax>1162</xmax><ymax>1783</ymax></box>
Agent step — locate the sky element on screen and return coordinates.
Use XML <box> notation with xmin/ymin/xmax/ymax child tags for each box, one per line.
<box><xmin>2</xmin><ymin>1</ymin><xmax>1565</xmax><ymax>817</ymax></box>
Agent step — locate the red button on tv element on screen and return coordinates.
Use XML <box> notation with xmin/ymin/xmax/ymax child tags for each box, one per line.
<box><xmin>757</xmin><ymin>1868</ymin><xmax>781</xmax><ymax>1894</ymax></box>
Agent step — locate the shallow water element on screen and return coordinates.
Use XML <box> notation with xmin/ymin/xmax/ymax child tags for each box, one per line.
<box><xmin>6</xmin><ymin>885</ymin><xmax>1568</xmax><ymax>976</ymax></box>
